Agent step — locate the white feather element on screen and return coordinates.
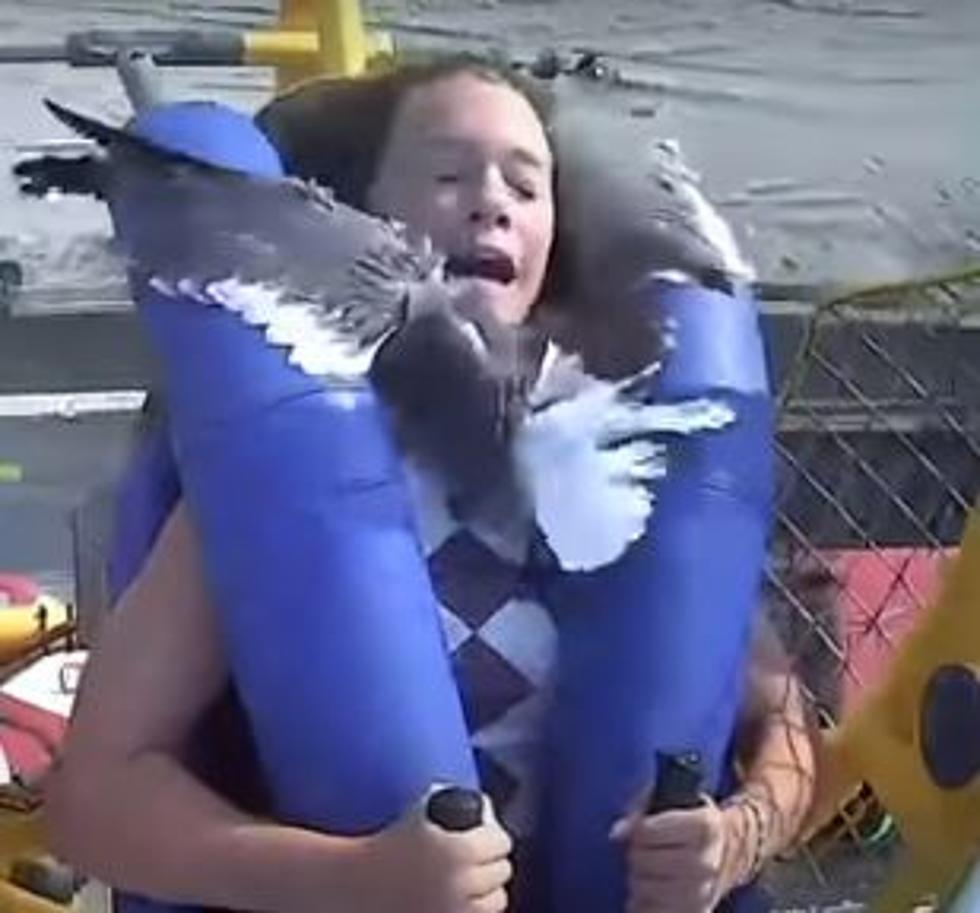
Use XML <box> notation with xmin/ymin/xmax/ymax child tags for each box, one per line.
<box><xmin>525</xmin><ymin>342</ymin><xmax>600</xmax><ymax>408</ymax></box>
<box><xmin>514</xmin><ymin>345</ymin><xmax>735</xmax><ymax>572</ymax></box>
<box><xmin>176</xmin><ymin>278</ymin><xmax>209</xmax><ymax>303</ymax></box>
<box><xmin>263</xmin><ymin>304</ymin><xmax>321</xmax><ymax>346</ymax></box>
<box><xmin>149</xmin><ymin>276</ymin><xmax>178</xmax><ymax>297</ymax></box>
<box><xmin>146</xmin><ymin>274</ymin><xmax>383</xmax><ymax>380</ymax></box>
<box><xmin>680</xmin><ymin>181</ymin><xmax>755</xmax><ymax>281</ymax></box>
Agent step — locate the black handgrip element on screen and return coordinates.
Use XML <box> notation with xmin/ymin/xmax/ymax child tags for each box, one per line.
<box><xmin>13</xmin><ymin>155</ymin><xmax>103</xmax><ymax>199</ymax></box>
<box><xmin>646</xmin><ymin>751</ymin><xmax>704</xmax><ymax>816</ymax></box>
<box><xmin>426</xmin><ymin>786</ymin><xmax>484</xmax><ymax>832</ymax></box>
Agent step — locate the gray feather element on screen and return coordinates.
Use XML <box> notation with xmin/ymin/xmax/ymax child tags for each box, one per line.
<box><xmin>43</xmin><ymin>100</ymin><xmax>551</xmax><ymax>523</ymax></box>
<box><xmin>43</xmin><ymin>99</ymin><xmax>438</xmax><ymax>373</ymax></box>
<box><xmin>551</xmin><ymin>77</ymin><xmax>754</xmax><ymax>304</ymax></box>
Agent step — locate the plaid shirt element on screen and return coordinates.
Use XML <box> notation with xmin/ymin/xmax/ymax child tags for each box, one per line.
<box><xmin>404</xmin><ymin>462</ymin><xmax>558</xmax><ymax>839</ymax></box>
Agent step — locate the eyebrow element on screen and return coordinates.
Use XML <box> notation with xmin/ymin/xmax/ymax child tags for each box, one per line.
<box><xmin>420</xmin><ymin>135</ymin><xmax>550</xmax><ymax>172</ymax></box>
<box><xmin>509</xmin><ymin>147</ymin><xmax>550</xmax><ymax>172</ymax></box>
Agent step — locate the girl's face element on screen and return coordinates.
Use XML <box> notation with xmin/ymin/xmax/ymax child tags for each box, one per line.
<box><xmin>367</xmin><ymin>72</ymin><xmax>555</xmax><ymax>326</ymax></box>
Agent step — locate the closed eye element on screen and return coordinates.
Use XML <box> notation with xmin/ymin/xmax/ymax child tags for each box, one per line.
<box><xmin>504</xmin><ymin>166</ymin><xmax>543</xmax><ymax>202</ymax></box>
<box><xmin>512</xmin><ymin>181</ymin><xmax>538</xmax><ymax>202</ymax></box>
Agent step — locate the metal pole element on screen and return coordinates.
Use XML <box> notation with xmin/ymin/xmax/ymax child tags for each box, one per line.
<box><xmin>115</xmin><ymin>48</ymin><xmax>166</xmax><ymax>113</ymax></box>
<box><xmin>269</xmin><ymin>0</ymin><xmax>381</xmax><ymax>90</ymax></box>
<box><xmin>0</xmin><ymin>260</ymin><xmax>23</xmax><ymax>315</ymax></box>
<box><xmin>0</xmin><ymin>43</ymin><xmax>68</xmax><ymax>63</ymax></box>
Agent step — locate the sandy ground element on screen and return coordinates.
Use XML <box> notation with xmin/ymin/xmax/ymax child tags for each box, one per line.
<box><xmin>1</xmin><ymin>0</ymin><xmax>978</xmax><ymax>299</ymax></box>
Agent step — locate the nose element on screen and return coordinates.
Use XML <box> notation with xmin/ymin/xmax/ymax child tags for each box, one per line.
<box><xmin>469</xmin><ymin>206</ymin><xmax>510</xmax><ymax>230</ymax></box>
<box><xmin>467</xmin><ymin>168</ymin><xmax>512</xmax><ymax>230</ymax></box>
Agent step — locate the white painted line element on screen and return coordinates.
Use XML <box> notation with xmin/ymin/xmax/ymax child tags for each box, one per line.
<box><xmin>11</xmin><ymin>138</ymin><xmax>96</xmax><ymax>154</ymax></box>
<box><xmin>0</xmin><ymin>389</ymin><xmax>147</xmax><ymax>419</ymax></box>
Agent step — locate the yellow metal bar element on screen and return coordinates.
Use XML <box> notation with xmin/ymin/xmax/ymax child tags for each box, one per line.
<box><xmin>0</xmin><ymin>597</ymin><xmax>71</xmax><ymax>664</ymax></box>
<box><xmin>243</xmin><ymin>30</ymin><xmax>320</xmax><ymax>66</ymax></box>
<box><xmin>243</xmin><ymin>28</ymin><xmax>393</xmax><ymax>73</ymax></box>
<box><xmin>256</xmin><ymin>0</ymin><xmax>391</xmax><ymax>91</ymax></box>
<box><xmin>318</xmin><ymin>0</ymin><xmax>367</xmax><ymax>77</ymax></box>
<box><xmin>807</xmin><ymin>504</ymin><xmax>980</xmax><ymax>908</ymax></box>
<box><xmin>0</xmin><ymin>880</ymin><xmax>64</xmax><ymax>913</ymax></box>
<box><xmin>282</xmin><ymin>0</ymin><xmax>366</xmax><ymax>80</ymax></box>
<box><xmin>0</xmin><ymin>810</ymin><xmax>63</xmax><ymax>911</ymax></box>
<box><xmin>0</xmin><ymin>810</ymin><xmax>45</xmax><ymax>872</ymax></box>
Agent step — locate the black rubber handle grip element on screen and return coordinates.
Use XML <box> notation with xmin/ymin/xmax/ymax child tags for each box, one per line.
<box><xmin>646</xmin><ymin>751</ymin><xmax>704</xmax><ymax>815</ymax></box>
<box><xmin>426</xmin><ymin>786</ymin><xmax>484</xmax><ymax>832</ymax></box>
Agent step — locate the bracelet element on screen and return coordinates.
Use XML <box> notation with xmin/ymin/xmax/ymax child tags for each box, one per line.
<box><xmin>723</xmin><ymin>792</ymin><xmax>770</xmax><ymax>886</ymax></box>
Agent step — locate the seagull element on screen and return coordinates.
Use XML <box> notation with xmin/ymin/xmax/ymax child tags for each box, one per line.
<box><xmin>15</xmin><ymin>99</ymin><xmax>735</xmax><ymax>572</ymax></box>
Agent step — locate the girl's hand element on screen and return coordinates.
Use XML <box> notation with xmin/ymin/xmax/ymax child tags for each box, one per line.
<box><xmin>611</xmin><ymin>793</ymin><xmax>764</xmax><ymax>913</ymax></box>
<box><xmin>355</xmin><ymin>791</ymin><xmax>514</xmax><ymax>913</ymax></box>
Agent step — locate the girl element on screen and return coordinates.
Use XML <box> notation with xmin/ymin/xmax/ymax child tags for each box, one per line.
<box><xmin>46</xmin><ymin>58</ymin><xmax>817</xmax><ymax>913</ymax></box>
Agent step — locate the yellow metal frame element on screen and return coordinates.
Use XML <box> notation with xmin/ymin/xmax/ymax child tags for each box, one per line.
<box><xmin>243</xmin><ymin>0</ymin><xmax>394</xmax><ymax>92</ymax></box>
<box><xmin>0</xmin><ymin>596</ymin><xmax>71</xmax><ymax>665</ymax></box>
<box><xmin>0</xmin><ymin>810</ymin><xmax>64</xmax><ymax>912</ymax></box>
<box><xmin>0</xmin><ymin>881</ymin><xmax>65</xmax><ymax>913</ymax></box>
<box><xmin>808</xmin><ymin>506</ymin><xmax>980</xmax><ymax>911</ymax></box>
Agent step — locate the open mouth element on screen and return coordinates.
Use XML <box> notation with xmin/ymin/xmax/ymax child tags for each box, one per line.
<box><xmin>444</xmin><ymin>251</ymin><xmax>517</xmax><ymax>285</ymax></box>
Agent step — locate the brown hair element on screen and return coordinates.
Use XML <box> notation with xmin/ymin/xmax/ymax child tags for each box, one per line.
<box><xmin>255</xmin><ymin>53</ymin><xmax>555</xmax><ymax>211</ymax></box>
<box><xmin>256</xmin><ymin>56</ymin><xmax>659</xmax><ymax>374</ymax></box>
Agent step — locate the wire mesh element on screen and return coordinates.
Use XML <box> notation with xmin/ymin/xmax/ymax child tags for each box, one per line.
<box><xmin>763</xmin><ymin>265</ymin><xmax>980</xmax><ymax>906</ymax></box>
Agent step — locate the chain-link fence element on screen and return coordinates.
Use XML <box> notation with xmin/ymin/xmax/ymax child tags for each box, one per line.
<box><xmin>762</xmin><ymin>265</ymin><xmax>980</xmax><ymax>906</ymax></box>
<box><xmin>33</xmin><ymin>265</ymin><xmax>980</xmax><ymax>910</ymax></box>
